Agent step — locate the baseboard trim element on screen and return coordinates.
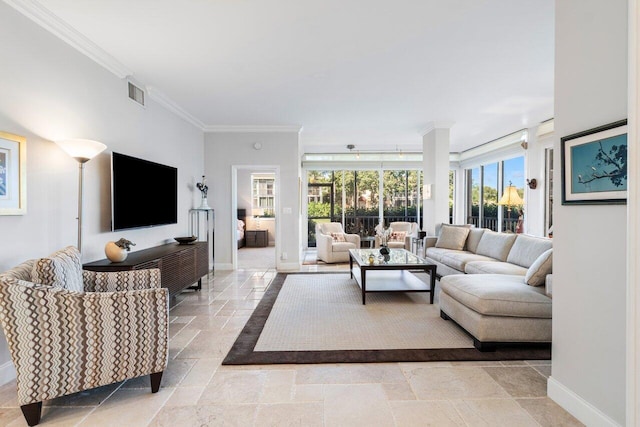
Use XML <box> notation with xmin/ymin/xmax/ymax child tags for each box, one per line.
<box><xmin>214</xmin><ymin>263</ymin><xmax>234</xmax><ymax>270</ymax></box>
<box><xmin>0</xmin><ymin>361</ymin><xmax>16</xmax><ymax>386</ymax></box>
<box><xmin>548</xmin><ymin>376</ymin><xmax>622</xmax><ymax>427</ymax></box>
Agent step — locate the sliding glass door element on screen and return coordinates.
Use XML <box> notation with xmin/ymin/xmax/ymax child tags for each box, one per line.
<box><xmin>307</xmin><ymin>171</ymin><xmax>334</xmax><ymax>247</ymax></box>
<box><xmin>306</xmin><ymin>169</ymin><xmax>423</xmax><ymax>246</ymax></box>
<box><xmin>465</xmin><ymin>156</ymin><xmax>525</xmax><ymax>232</ymax></box>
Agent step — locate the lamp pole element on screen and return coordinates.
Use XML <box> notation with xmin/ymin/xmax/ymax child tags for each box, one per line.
<box><xmin>55</xmin><ymin>139</ymin><xmax>107</xmax><ymax>253</ymax></box>
<box><xmin>76</xmin><ymin>161</ymin><xmax>86</xmax><ymax>252</ymax></box>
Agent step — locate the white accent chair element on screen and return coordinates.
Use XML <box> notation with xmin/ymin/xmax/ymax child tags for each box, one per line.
<box><xmin>316</xmin><ymin>222</ymin><xmax>360</xmax><ymax>263</ymax></box>
<box><xmin>375</xmin><ymin>221</ymin><xmax>419</xmax><ymax>251</ymax></box>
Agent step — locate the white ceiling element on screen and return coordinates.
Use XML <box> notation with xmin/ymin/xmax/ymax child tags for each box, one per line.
<box><xmin>30</xmin><ymin>0</ymin><xmax>554</xmax><ymax>153</ymax></box>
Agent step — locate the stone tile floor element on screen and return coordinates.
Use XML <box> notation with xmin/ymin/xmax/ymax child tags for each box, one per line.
<box><xmin>0</xmin><ymin>264</ymin><xmax>582</xmax><ymax>426</ymax></box>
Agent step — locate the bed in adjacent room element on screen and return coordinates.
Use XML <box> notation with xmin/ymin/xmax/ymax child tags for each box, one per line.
<box><xmin>237</xmin><ymin>209</ymin><xmax>246</xmax><ymax>249</ymax></box>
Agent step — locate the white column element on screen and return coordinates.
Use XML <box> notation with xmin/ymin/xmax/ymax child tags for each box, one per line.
<box><xmin>628</xmin><ymin>0</ymin><xmax>639</xmax><ymax>423</ymax></box>
<box><xmin>422</xmin><ymin>124</ymin><xmax>452</xmax><ymax>236</ymax></box>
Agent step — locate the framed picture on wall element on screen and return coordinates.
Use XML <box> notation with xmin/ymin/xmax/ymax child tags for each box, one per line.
<box><xmin>0</xmin><ymin>131</ymin><xmax>27</xmax><ymax>215</ymax></box>
<box><xmin>561</xmin><ymin>119</ymin><xmax>627</xmax><ymax>205</ymax></box>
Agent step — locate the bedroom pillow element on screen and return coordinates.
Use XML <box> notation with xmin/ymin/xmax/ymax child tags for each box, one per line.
<box><xmin>524</xmin><ymin>249</ymin><xmax>553</xmax><ymax>286</ymax></box>
<box><xmin>435</xmin><ymin>225</ymin><xmax>470</xmax><ymax>250</ymax></box>
<box><xmin>237</xmin><ymin>219</ymin><xmax>245</xmax><ymax>230</ymax></box>
<box><xmin>31</xmin><ymin>246</ymin><xmax>84</xmax><ymax>292</ymax></box>
<box><xmin>330</xmin><ymin>232</ymin><xmax>347</xmax><ymax>242</ymax></box>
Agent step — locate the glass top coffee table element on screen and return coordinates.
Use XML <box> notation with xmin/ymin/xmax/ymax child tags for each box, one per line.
<box><xmin>348</xmin><ymin>248</ymin><xmax>437</xmax><ymax>305</ymax></box>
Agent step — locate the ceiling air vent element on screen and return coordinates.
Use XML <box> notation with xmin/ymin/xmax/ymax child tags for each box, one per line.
<box><xmin>128</xmin><ymin>82</ymin><xmax>145</xmax><ymax>106</ymax></box>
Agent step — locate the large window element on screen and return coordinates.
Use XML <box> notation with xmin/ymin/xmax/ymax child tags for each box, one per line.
<box><xmin>466</xmin><ymin>156</ymin><xmax>524</xmax><ymax>232</ymax></box>
<box><xmin>306</xmin><ymin>169</ymin><xmax>423</xmax><ymax>246</ymax></box>
<box><xmin>307</xmin><ymin>171</ymin><xmax>334</xmax><ymax>246</ymax></box>
<box><xmin>251</xmin><ymin>173</ymin><xmax>275</xmax><ymax>216</ymax></box>
<box><xmin>483</xmin><ymin>163</ymin><xmax>499</xmax><ymax>231</ymax></box>
<box><xmin>467</xmin><ymin>167</ymin><xmax>481</xmax><ymax>227</ymax></box>
<box><xmin>449</xmin><ymin>170</ymin><xmax>455</xmax><ymax>224</ymax></box>
<box><xmin>502</xmin><ymin>157</ymin><xmax>525</xmax><ymax>232</ymax></box>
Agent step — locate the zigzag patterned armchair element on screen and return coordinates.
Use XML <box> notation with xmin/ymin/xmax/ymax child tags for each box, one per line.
<box><xmin>0</xmin><ymin>246</ymin><xmax>169</xmax><ymax>426</ymax></box>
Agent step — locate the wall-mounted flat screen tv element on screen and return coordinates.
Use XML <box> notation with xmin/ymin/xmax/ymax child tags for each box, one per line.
<box><xmin>111</xmin><ymin>152</ymin><xmax>178</xmax><ymax>231</ymax></box>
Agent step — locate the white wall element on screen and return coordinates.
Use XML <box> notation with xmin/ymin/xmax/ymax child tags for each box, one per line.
<box><xmin>0</xmin><ymin>3</ymin><xmax>204</xmax><ymax>384</ymax></box>
<box><xmin>524</xmin><ymin>128</ymin><xmax>554</xmax><ymax>237</ymax></box>
<box><xmin>237</xmin><ymin>169</ymin><xmax>252</xmax><ymax>212</ymax></box>
<box><xmin>205</xmin><ymin>132</ymin><xmax>300</xmax><ymax>270</ymax></box>
<box><xmin>549</xmin><ymin>1</ymin><xmax>628</xmax><ymax>425</ymax></box>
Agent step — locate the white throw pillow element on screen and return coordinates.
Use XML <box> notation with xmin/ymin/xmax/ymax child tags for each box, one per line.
<box><xmin>475</xmin><ymin>231</ymin><xmax>517</xmax><ymax>261</ymax></box>
<box><xmin>389</xmin><ymin>231</ymin><xmax>406</xmax><ymax>242</ymax></box>
<box><xmin>524</xmin><ymin>249</ymin><xmax>553</xmax><ymax>286</ymax></box>
<box><xmin>330</xmin><ymin>232</ymin><xmax>346</xmax><ymax>242</ymax></box>
<box><xmin>31</xmin><ymin>246</ymin><xmax>84</xmax><ymax>292</ymax></box>
<box><xmin>435</xmin><ymin>225</ymin><xmax>470</xmax><ymax>250</ymax></box>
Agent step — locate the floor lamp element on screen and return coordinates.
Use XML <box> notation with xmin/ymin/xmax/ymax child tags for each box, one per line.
<box><xmin>55</xmin><ymin>139</ymin><xmax>107</xmax><ymax>252</ymax></box>
<box><xmin>498</xmin><ymin>181</ymin><xmax>524</xmax><ymax>232</ymax></box>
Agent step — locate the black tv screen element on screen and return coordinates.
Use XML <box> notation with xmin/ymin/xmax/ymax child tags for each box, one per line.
<box><xmin>111</xmin><ymin>152</ymin><xmax>178</xmax><ymax>231</ymax></box>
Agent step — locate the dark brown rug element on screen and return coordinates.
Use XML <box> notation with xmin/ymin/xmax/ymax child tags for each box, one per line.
<box><xmin>222</xmin><ymin>272</ymin><xmax>551</xmax><ymax>365</ymax></box>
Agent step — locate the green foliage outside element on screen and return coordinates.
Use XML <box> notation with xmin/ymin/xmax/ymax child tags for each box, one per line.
<box><xmin>307</xmin><ymin>202</ymin><xmax>330</xmax><ymax>218</ymax></box>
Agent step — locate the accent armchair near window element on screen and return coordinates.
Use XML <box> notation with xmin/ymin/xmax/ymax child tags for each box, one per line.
<box><xmin>375</xmin><ymin>222</ymin><xmax>418</xmax><ymax>250</ymax></box>
<box><xmin>315</xmin><ymin>222</ymin><xmax>360</xmax><ymax>263</ymax></box>
<box><xmin>0</xmin><ymin>247</ymin><xmax>169</xmax><ymax>426</ymax></box>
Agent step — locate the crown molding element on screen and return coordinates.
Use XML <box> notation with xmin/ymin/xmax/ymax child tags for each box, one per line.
<box><xmin>421</xmin><ymin>120</ymin><xmax>456</xmax><ymax>136</ymax></box>
<box><xmin>203</xmin><ymin>125</ymin><xmax>303</xmax><ymax>133</ymax></box>
<box><xmin>146</xmin><ymin>87</ymin><xmax>205</xmax><ymax>130</ymax></box>
<box><xmin>4</xmin><ymin>0</ymin><xmax>132</xmax><ymax>78</ymax></box>
<box><xmin>536</xmin><ymin>118</ymin><xmax>555</xmax><ymax>137</ymax></box>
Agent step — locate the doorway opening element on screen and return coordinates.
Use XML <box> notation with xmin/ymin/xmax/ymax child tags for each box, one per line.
<box><xmin>232</xmin><ymin>166</ymin><xmax>279</xmax><ymax>270</ymax></box>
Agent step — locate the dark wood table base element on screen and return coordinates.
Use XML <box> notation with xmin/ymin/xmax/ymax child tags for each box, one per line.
<box><xmin>349</xmin><ymin>250</ymin><xmax>437</xmax><ymax>305</ymax></box>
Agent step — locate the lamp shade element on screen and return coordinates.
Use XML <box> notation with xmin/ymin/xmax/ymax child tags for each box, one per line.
<box><xmin>498</xmin><ymin>185</ymin><xmax>524</xmax><ymax>206</ymax></box>
<box><xmin>55</xmin><ymin>139</ymin><xmax>107</xmax><ymax>163</ymax></box>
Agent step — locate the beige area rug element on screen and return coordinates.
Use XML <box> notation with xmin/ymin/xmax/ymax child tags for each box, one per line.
<box><xmin>255</xmin><ymin>274</ymin><xmax>472</xmax><ymax>351</ymax></box>
<box><xmin>223</xmin><ymin>273</ymin><xmax>551</xmax><ymax>365</ymax></box>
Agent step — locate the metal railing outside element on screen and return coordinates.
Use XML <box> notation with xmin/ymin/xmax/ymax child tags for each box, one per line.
<box><xmin>466</xmin><ymin>216</ymin><xmax>519</xmax><ymax>232</ymax></box>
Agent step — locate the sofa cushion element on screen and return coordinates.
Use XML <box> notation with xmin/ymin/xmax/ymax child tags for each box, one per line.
<box><xmin>435</xmin><ymin>223</ymin><xmax>472</xmax><ymax>236</ymax></box>
<box><xmin>475</xmin><ymin>231</ymin><xmax>517</xmax><ymax>261</ymax></box>
<box><xmin>440</xmin><ymin>274</ymin><xmax>551</xmax><ymax>318</ymax></box>
<box><xmin>425</xmin><ymin>247</ymin><xmax>456</xmax><ymax>263</ymax></box>
<box><xmin>435</xmin><ymin>225</ymin><xmax>470</xmax><ymax>250</ymax></box>
<box><xmin>465</xmin><ymin>229</ymin><xmax>486</xmax><ymax>253</ymax></box>
<box><xmin>331</xmin><ymin>242</ymin><xmax>357</xmax><ymax>252</ymax></box>
<box><xmin>439</xmin><ymin>252</ymin><xmax>497</xmax><ymax>272</ymax></box>
<box><xmin>31</xmin><ymin>246</ymin><xmax>84</xmax><ymax>292</ymax></box>
<box><xmin>506</xmin><ymin>235</ymin><xmax>553</xmax><ymax>268</ymax></box>
<box><xmin>465</xmin><ymin>261</ymin><xmax>528</xmax><ymax>276</ymax></box>
<box><xmin>525</xmin><ymin>249</ymin><xmax>553</xmax><ymax>286</ymax></box>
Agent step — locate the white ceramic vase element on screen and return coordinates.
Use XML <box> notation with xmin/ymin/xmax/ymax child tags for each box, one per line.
<box><xmin>105</xmin><ymin>241</ymin><xmax>128</xmax><ymax>262</ymax></box>
<box><xmin>199</xmin><ymin>197</ymin><xmax>211</xmax><ymax>210</ymax></box>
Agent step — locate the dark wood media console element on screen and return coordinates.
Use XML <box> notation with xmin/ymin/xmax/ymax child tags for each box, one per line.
<box><xmin>83</xmin><ymin>242</ymin><xmax>209</xmax><ymax>297</ymax></box>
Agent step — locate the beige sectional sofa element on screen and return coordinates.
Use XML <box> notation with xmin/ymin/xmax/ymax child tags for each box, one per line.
<box><xmin>424</xmin><ymin>225</ymin><xmax>553</xmax><ymax>351</ymax></box>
